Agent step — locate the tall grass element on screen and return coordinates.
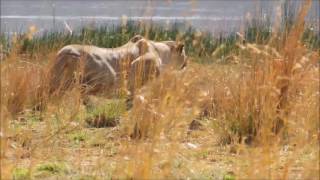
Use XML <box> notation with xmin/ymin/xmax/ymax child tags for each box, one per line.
<box><xmin>1</xmin><ymin>0</ymin><xmax>319</xmax><ymax>179</ymax></box>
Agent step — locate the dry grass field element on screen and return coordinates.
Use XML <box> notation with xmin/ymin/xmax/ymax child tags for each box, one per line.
<box><xmin>1</xmin><ymin>0</ymin><xmax>319</xmax><ymax>179</ymax></box>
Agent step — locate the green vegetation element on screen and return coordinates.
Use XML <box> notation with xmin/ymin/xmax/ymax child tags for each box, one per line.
<box><xmin>1</xmin><ymin>18</ymin><xmax>318</xmax><ymax>63</ymax></box>
<box><xmin>223</xmin><ymin>172</ymin><xmax>236</xmax><ymax>180</ymax></box>
<box><xmin>34</xmin><ymin>162</ymin><xmax>70</xmax><ymax>178</ymax></box>
<box><xmin>69</xmin><ymin>130</ymin><xmax>87</xmax><ymax>143</ymax></box>
<box><xmin>12</xmin><ymin>167</ymin><xmax>31</xmax><ymax>180</ymax></box>
<box><xmin>85</xmin><ymin>99</ymin><xmax>126</xmax><ymax>128</ymax></box>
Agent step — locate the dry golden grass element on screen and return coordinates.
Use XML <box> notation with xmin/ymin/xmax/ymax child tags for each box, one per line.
<box><xmin>1</xmin><ymin>1</ymin><xmax>319</xmax><ymax>179</ymax></box>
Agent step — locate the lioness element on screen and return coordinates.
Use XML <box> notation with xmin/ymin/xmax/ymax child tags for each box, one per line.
<box><xmin>49</xmin><ymin>35</ymin><xmax>187</xmax><ymax>99</ymax></box>
<box><xmin>48</xmin><ymin>35</ymin><xmax>145</xmax><ymax>96</ymax></box>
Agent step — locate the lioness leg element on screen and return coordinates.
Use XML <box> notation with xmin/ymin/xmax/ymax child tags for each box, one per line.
<box><xmin>127</xmin><ymin>54</ymin><xmax>160</xmax><ymax>109</ymax></box>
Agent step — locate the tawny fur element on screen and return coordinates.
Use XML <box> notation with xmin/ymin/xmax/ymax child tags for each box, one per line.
<box><xmin>48</xmin><ymin>35</ymin><xmax>187</xmax><ymax>98</ymax></box>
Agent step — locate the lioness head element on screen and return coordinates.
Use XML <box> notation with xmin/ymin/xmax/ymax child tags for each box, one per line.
<box><xmin>133</xmin><ymin>37</ymin><xmax>188</xmax><ymax>70</ymax></box>
<box><xmin>163</xmin><ymin>41</ymin><xmax>187</xmax><ymax>70</ymax></box>
<box><xmin>130</xmin><ymin>34</ymin><xmax>144</xmax><ymax>43</ymax></box>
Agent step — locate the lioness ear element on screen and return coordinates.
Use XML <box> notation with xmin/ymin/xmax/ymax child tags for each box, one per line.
<box><xmin>175</xmin><ymin>43</ymin><xmax>184</xmax><ymax>53</ymax></box>
<box><xmin>136</xmin><ymin>39</ymin><xmax>149</xmax><ymax>55</ymax></box>
<box><xmin>130</xmin><ymin>35</ymin><xmax>144</xmax><ymax>43</ymax></box>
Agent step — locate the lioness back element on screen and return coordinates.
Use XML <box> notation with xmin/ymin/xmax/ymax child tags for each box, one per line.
<box><xmin>49</xmin><ymin>35</ymin><xmax>146</xmax><ymax>96</ymax></box>
<box><xmin>50</xmin><ymin>44</ymin><xmax>119</xmax><ymax>95</ymax></box>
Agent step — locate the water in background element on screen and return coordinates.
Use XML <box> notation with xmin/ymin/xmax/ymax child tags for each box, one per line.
<box><xmin>1</xmin><ymin>0</ymin><xmax>319</xmax><ymax>35</ymax></box>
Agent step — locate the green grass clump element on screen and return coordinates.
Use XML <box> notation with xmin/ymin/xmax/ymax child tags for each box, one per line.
<box><xmin>69</xmin><ymin>131</ymin><xmax>87</xmax><ymax>143</ymax></box>
<box><xmin>302</xmin><ymin>27</ymin><xmax>320</xmax><ymax>50</ymax></box>
<box><xmin>223</xmin><ymin>172</ymin><xmax>236</xmax><ymax>180</ymax></box>
<box><xmin>85</xmin><ymin>99</ymin><xmax>126</xmax><ymax>128</ymax></box>
<box><xmin>34</xmin><ymin>162</ymin><xmax>70</xmax><ymax>178</ymax></box>
<box><xmin>74</xmin><ymin>175</ymin><xmax>98</xmax><ymax>180</ymax></box>
<box><xmin>12</xmin><ymin>167</ymin><xmax>31</xmax><ymax>180</ymax></box>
